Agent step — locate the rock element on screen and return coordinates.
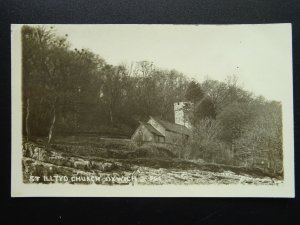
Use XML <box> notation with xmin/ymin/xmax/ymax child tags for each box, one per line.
<box><xmin>47</xmin><ymin>155</ymin><xmax>72</xmax><ymax>167</ymax></box>
<box><xmin>90</xmin><ymin>161</ymin><xmax>115</xmax><ymax>172</ymax></box>
<box><xmin>22</xmin><ymin>158</ymin><xmax>34</xmax><ymax>173</ymax></box>
<box><xmin>102</xmin><ymin>162</ymin><xmax>114</xmax><ymax>172</ymax></box>
<box><xmin>29</xmin><ymin>163</ymin><xmax>48</xmax><ymax>177</ymax></box>
<box><xmin>22</xmin><ymin>143</ymin><xmax>34</xmax><ymax>157</ymax></box>
<box><xmin>28</xmin><ymin>143</ymin><xmax>36</xmax><ymax>157</ymax></box>
<box><xmin>74</xmin><ymin>160</ymin><xmax>91</xmax><ymax>171</ymax></box>
<box><xmin>53</xmin><ymin>165</ymin><xmax>75</xmax><ymax>177</ymax></box>
<box><xmin>31</xmin><ymin>147</ymin><xmax>49</xmax><ymax>161</ymax></box>
<box><xmin>31</xmin><ymin>147</ymin><xmax>39</xmax><ymax>159</ymax></box>
<box><xmin>91</xmin><ymin>161</ymin><xmax>104</xmax><ymax>170</ymax></box>
<box><xmin>22</xmin><ymin>145</ymin><xmax>29</xmax><ymax>157</ymax></box>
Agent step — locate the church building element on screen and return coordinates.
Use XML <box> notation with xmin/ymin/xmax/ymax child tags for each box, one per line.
<box><xmin>131</xmin><ymin>102</ymin><xmax>193</xmax><ymax>145</ymax></box>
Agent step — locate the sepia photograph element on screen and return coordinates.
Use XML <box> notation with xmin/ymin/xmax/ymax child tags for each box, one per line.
<box><xmin>11</xmin><ymin>24</ymin><xmax>294</xmax><ymax>197</ymax></box>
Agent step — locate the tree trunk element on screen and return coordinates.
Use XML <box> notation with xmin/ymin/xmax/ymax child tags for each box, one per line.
<box><xmin>267</xmin><ymin>139</ymin><xmax>274</xmax><ymax>173</ymax></box>
<box><xmin>251</xmin><ymin>145</ymin><xmax>255</xmax><ymax>168</ymax></box>
<box><xmin>25</xmin><ymin>98</ymin><xmax>31</xmax><ymax>141</ymax></box>
<box><xmin>109</xmin><ymin>107</ymin><xmax>113</xmax><ymax>124</ymax></box>
<box><xmin>48</xmin><ymin>107</ymin><xmax>56</xmax><ymax>145</ymax></box>
<box><xmin>231</xmin><ymin>140</ymin><xmax>235</xmax><ymax>165</ymax></box>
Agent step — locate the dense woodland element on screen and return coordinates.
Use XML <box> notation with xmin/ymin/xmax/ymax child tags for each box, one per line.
<box><xmin>22</xmin><ymin>25</ymin><xmax>283</xmax><ymax>173</ymax></box>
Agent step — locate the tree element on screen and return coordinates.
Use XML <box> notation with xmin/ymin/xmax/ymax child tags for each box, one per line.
<box><xmin>217</xmin><ymin>101</ymin><xmax>256</xmax><ymax>164</ymax></box>
<box><xmin>100</xmin><ymin>65</ymin><xmax>129</xmax><ymax>125</ymax></box>
<box><xmin>188</xmin><ymin>118</ymin><xmax>221</xmax><ymax>161</ymax></box>
<box><xmin>235</xmin><ymin>100</ymin><xmax>283</xmax><ymax>173</ymax></box>
<box><xmin>201</xmin><ymin>79</ymin><xmax>229</xmax><ymax>115</ymax></box>
<box><xmin>185</xmin><ymin>81</ymin><xmax>204</xmax><ymax>103</ymax></box>
<box><xmin>22</xmin><ymin>25</ymin><xmax>104</xmax><ymax>143</ymax></box>
<box><xmin>22</xmin><ymin>25</ymin><xmax>67</xmax><ymax>141</ymax></box>
<box><xmin>193</xmin><ymin>96</ymin><xmax>216</xmax><ymax>120</ymax></box>
<box><xmin>154</xmin><ymin>69</ymin><xmax>188</xmax><ymax>121</ymax></box>
<box><xmin>68</xmin><ymin>48</ymin><xmax>106</xmax><ymax>132</ymax></box>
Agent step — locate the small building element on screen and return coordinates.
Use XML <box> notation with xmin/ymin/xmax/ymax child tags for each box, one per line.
<box><xmin>131</xmin><ymin>121</ymin><xmax>165</xmax><ymax>144</ymax></box>
<box><xmin>131</xmin><ymin>116</ymin><xmax>191</xmax><ymax>145</ymax></box>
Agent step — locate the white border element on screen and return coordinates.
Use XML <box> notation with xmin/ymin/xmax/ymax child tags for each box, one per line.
<box><xmin>11</xmin><ymin>24</ymin><xmax>295</xmax><ymax>197</ymax></box>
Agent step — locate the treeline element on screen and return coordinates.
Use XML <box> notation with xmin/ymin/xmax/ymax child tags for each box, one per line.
<box><xmin>22</xmin><ymin>25</ymin><xmax>188</xmax><ymax>141</ymax></box>
<box><xmin>22</xmin><ymin>25</ymin><xmax>282</xmax><ymax>173</ymax></box>
<box><xmin>185</xmin><ymin>78</ymin><xmax>282</xmax><ymax>174</ymax></box>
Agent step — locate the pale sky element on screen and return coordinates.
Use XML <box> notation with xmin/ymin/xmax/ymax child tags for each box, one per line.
<box><xmin>47</xmin><ymin>24</ymin><xmax>292</xmax><ymax>101</ymax></box>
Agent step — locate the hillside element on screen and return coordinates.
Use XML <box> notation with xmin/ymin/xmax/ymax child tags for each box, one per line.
<box><xmin>22</xmin><ymin>137</ymin><xmax>282</xmax><ymax>185</ymax></box>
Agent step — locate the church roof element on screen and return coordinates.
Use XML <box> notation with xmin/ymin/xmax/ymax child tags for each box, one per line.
<box><xmin>150</xmin><ymin>116</ymin><xmax>191</xmax><ymax>136</ymax></box>
<box><xmin>139</xmin><ymin>121</ymin><xmax>164</xmax><ymax>137</ymax></box>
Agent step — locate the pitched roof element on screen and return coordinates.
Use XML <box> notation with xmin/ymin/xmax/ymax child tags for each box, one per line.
<box><xmin>140</xmin><ymin>122</ymin><xmax>164</xmax><ymax>137</ymax></box>
<box><xmin>151</xmin><ymin>117</ymin><xmax>191</xmax><ymax>136</ymax></box>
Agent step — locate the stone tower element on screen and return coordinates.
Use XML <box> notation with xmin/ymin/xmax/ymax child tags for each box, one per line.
<box><xmin>174</xmin><ymin>102</ymin><xmax>192</xmax><ymax>129</ymax></box>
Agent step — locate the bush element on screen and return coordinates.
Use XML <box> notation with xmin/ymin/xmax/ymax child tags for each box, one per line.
<box><xmin>127</xmin><ymin>141</ymin><xmax>138</xmax><ymax>151</ymax></box>
<box><xmin>135</xmin><ymin>143</ymin><xmax>176</xmax><ymax>158</ymax></box>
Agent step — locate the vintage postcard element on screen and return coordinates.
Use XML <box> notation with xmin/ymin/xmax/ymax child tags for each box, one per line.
<box><xmin>11</xmin><ymin>24</ymin><xmax>294</xmax><ymax>197</ymax></box>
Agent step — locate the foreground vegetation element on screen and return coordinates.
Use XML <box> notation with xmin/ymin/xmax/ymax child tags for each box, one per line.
<box><xmin>22</xmin><ymin>137</ymin><xmax>283</xmax><ymax>185</ymax></box>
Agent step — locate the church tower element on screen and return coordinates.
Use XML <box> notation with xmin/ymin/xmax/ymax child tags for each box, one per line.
<box><xmin>174</xmin><ymin>102</ymin><xmax>193</xmax><ymax>129</ymax></box>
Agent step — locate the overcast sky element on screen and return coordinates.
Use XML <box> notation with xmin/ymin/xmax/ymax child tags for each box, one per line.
<box><xmin>49</xmin><ymin>24</ymin><xmax>292</xmax><ymax>101</ymax></box>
